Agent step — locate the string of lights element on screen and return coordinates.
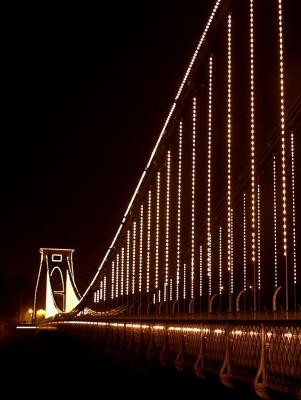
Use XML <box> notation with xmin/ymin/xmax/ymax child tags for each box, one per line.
<box><xmin>115</xmin><ymin>253</ymin><xmax>119</xmax><ymax>298</ymax></box>
<box><xmin>243</xmin><ymin>194</ymin><xmax>247</xmax><ymax>292</ymax></box>
<box><xmin>132</xmin><ymin>222</ymin><xmax>136</xmax><ymax>295</ymax></box>
<box><xmin>219</xmin><ymin>228</ymin><xmax>223</xmax><ymax>295</ymax></box>
<box><xmin>126</xmin><ymin>230</ymin><xmax>130</xmax><ymax>296</ymax></box>
<box><xmin>176</xmin><ymin>123</ymin><xmax>182</xmax><ymax>301</ymax></box>
<box><xmin>191</xmin><ymin>98</ymin><xmax>196</xmax><ymax>301</ymax></box>
<box><xmin>227</xmin><ymin>13</ymin><xmax>232</xmax><ymax>310</ymax></box>
<box><xmin>165</xmin><ymin>151</ymin><xmax>171</xmax><ymax>302</ymax></box>
<box><xmin>257</xmin><ymin>185</ymin><xmax>261</xmax><ymax>293</ymax></box>
<box><xmin>147</xmin><ymin>190</ymin><xmax>152</xmax><ymax>293</ymax></box>
<box><xmin>121</xmin><ymin>247</ymin><xmax>124</xmax><ymax>296</ymax></box>
<box><xmin>139</xmin><ymin>205</ymin><xmax>143</xmax><ymax>293</ymax></box>
<box><xmin>111</xmin><ymin>261</ymin><xmax>115</xmax><ymax>300</ymax></box>
<box><xmin>155</xmin><ymin>172</ymin><xmax>160</xmax><ymax>292</ymax></box>
<box><xmin>207</xmin><ymin>57</ymin><xmax>213</xmax><ymax>298</ymax></box>
<box><xmin>290</xmin><ymin>133</ymin><xmax>297</xmax><ymax>306</ymax></box>
<box><xmin>273</xmin><ymin>155</ymin><xmax>278</xmax><ymax>288</ymax></box>
<box><xmin>103</xmin><ymin>276</ymin><xmax>107</xmax><ymax>302</ymax></box>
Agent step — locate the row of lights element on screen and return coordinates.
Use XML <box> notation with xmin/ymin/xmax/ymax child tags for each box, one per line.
<box><xmin>126</xmin><ymin>230</ymin><xmax>130</xmax><ymax>296</ymax></box>
<box><xmin>250</xmin><ymin>0</ymin><xmax>256</xmax><ymax>266</ymax></box>
<box><xmin>139</xmin><ymin>205</ymin><xmax>144</xmax><ymax>293</ymax></box>
<box><xmin>191</xmin><ymin>97</ymin><xmax>197</xmax><ymax>300</ymax></box>
<box><xmin>115</xmin><ymin>254</ymin><xmax>119</xmax><ymax>298</ymax></box>
<box><xmin>227</xmin><ymin>13</ymin><xmax>232</xmax><ymax>310</ymax></box>
<box><xmin>132</xmin><ymin>222</ymin><xmax>136</xmax><ymax>295</ymax></box>
<box><xmin>147</xmin><ymin>190</ymin><xmax>152</xmax><ymax>293</ymax></box>
<box><xmin>176</xmin><ymin>123</ymin><xmax>183</xmax><ymax>301</ymax></box>
<box><xmin>121</xmin><ymin>247</ymin><xmax>124</xmax><ymax>296</ymax></box>
<box><xmin>111</xmin><ymin>261</ymin><xmax>115</xmax><ymax>300</ymax></box>
<box><xmin>102</xmin><ymin>1</ymin><xmax>296</xmax><ymax>310</ymax></box>
<box><xmin>86</xmin><ymin>1</ymin><xmax>223</xmax><ymax>303</ymax></box>
<box><xmin>207</xmin><ymin>57</ymin><xmax>213</xmax><ymax>297</ymax></box>
<box><xmin>290</xmin><ymin>133</ymin><xmax>297</xmax><ymax>289</ymax></box>
<box><xmin>219</xmin><ymin>229</ymin><xmax>222</xmax><ymax>295</ymax></box>
<box><xmin>243</xmin><ymin>193</ymin><xmax>247</xmax><ymax>292</ymax></box>
<box><xmin>273</xmin><ymin>155</ymin><xmax>278</xmax><ymax>288</ymax></box>
<box><xmin>155</xmin><ymin>172</ymin><xmax>161</xmax><ymax>291</ymax></box>
<box><xmin>257</xmin><ymin>185</ymin><xmax>261</xmax><ymax>292</ymax></box>
<box><xmin>165</xmin><ymin>151</ymin><xmax>171</xmax><ymax>301</ymax></box>
<box><xmin>104</xmin><ymin>1</ymin><xmax>223</xmax><ymax>308</ymax></box>
<box><xmin>278</xmin><ymin>0</ymin><xmax>287</xmax><ymax>258</ymax></box>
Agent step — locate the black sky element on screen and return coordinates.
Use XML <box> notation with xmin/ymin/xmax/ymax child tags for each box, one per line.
<box><xmin>2</xmin><ymin>1</ymin><xmax>213</xmax><ymax>296</ymax></box>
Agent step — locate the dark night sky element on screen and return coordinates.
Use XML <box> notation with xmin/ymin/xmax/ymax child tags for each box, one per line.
<box><xmin>1</xmin><ymin>1</ymin><xmax>213</xmax><ymax>298</ymax></box>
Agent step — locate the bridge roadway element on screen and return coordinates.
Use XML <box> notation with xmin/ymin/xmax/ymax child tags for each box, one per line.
<box><xmin>41</xmin><ymin>311</ymin><xmax>301</xmax><ymax>399</ymax></box>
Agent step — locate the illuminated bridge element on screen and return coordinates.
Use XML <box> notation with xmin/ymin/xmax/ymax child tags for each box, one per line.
<box><xmin>34</xmin><ymin>0</ymin><xmax>301</xmax><ymax>398</ymax></box>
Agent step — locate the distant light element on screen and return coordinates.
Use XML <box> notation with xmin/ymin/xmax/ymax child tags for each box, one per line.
<box><xmin>16</xmin><ymin>325</ymin><xmax>37</xmax><ymax>330</ymax></box>
<box><xmin>36</xmin><ymin>309</ymin><xmax>46</xmax><ymax>317</ymax></box>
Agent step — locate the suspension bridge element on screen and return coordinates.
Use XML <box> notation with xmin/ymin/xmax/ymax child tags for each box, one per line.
<box><xmin>33</xmin><ymin>0</ymin><xmax>300</xmax><ymax>398</ymax></box>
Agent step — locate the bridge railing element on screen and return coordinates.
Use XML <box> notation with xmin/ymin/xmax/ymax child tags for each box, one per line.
<box><xmin>41</xmin><ymin>317</ymin><xmax>301</xmax><ymax>398</ymax></box>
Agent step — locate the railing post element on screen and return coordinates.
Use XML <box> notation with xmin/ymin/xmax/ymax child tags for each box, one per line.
<box><xmin>175</xmin><ymin>325</ymin><xmax>185</xmax><ymax>372</ymax></box>
<box><xmin>254</xmin><ymin>323</ymin><xmax>269</xmax><ymax>399</ymax></box>
<box><xmin>272</xmin><ymin>286</ymin><xmax>282</xmax><ymax>311</ymax></box>
<box><xmin>209</xmin><ymin>294</ymin><xmax>217</xmax><ymax>313</ymax></box>
<box><xmin>236</xmin><ymin>290</ymin><xmax>244</xmax><ymax>312</ymax></box>
<box><xmin>160</xmin><ymin>324</ymin><xmax>169</xmax><ymax>366</ymax></box>
<box><xmin>220</xmin><ymin>323</ymin><xmax>233</xmax><ymax>388</ymax></box>
<box><xmin>194</xmin><ymin>324</ymin><xmax>205</xmax><ymax>379</ymax></box>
